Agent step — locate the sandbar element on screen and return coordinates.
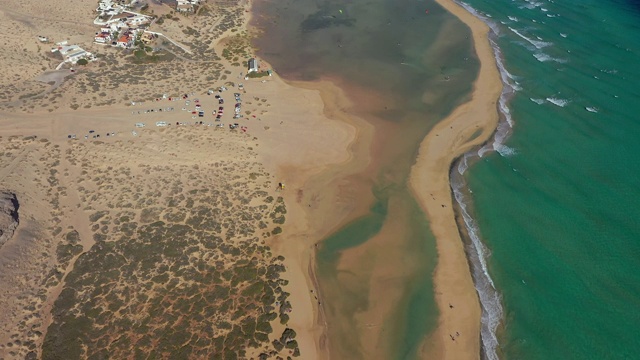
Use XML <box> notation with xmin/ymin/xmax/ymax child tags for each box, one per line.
<box><xmin>409</xmin><ymin>0</ymin><xmax>502</xmax><ymax>358</ymax></box>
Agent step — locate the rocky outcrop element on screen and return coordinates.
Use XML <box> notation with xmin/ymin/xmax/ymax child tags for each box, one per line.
<box><xmin>0</xmin><ymin>191</ymin><xmax>19</xmax><ymax>248</ymax></box>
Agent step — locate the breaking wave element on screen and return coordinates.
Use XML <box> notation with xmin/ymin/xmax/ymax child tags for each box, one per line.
<box><xmin>546</xmin><ymin>97</ymin><xmax>570</xmax><ymax>107</ymax></box>
<box><xmin>509</xmin><ymin>27</ymin><xmax>553</xmax><ymax>49</ymax></box>
<box><xmin>533</xmin><ymin>52</ymin><xmax>568</xmax><ymax>63</ymax></box>
<box><xmin>452</xmin><ymin>3</ymin><xmax>525</xmax><ymax>360</ymax></box>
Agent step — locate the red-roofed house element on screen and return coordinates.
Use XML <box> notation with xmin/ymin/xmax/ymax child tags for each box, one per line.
<box><xmin>94</xmin><ymin>32</ymin><xmax>112</xmax><ymax>44</ymax></box>
<box><xmin>116</xmin><ymin>33</ymin><xmax>133</xmax><ymax>48</ymax></box>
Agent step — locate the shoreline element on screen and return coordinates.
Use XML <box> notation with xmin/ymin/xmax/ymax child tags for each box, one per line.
<box><xmin>409</xmin><ymin>0</ymin><xmax>503</xmax><ymax>358</ymax></box>
<box><xmin>262</xmin><ymin>77</ymin><xmax>376</xmax><ymax>360</ymax></box>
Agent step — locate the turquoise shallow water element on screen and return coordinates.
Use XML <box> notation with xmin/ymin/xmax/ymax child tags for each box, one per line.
<box><xmin>453</xmin><ymin>0</ymin><xmax>640</xmax><ymax>358</ymax></box>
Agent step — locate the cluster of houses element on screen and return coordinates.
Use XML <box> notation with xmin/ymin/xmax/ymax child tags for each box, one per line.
<box><xmin>93</xmin><ymin>0</ymin><xmax>154</xmax><ymax>49</ymax></box>
<box><xmin>46</xmin><ymin>0</ymin><xmax>205</xmax><ymax>67</ymax></box>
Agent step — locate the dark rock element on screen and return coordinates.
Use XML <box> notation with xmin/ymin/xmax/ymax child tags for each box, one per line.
<box><xmin>0</xmin><ymin>191</ymin><xmax>19</xmax><ymax>248</ymax></box>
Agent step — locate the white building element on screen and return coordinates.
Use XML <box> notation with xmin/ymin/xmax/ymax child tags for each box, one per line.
<box><xmin>66</xmin><ymin>49</ymin><xmax>92</xmax><ymax>64</ymax></box>
<box><xmin>248</xmin><ymin>58</ymin><xmax>259</xmax><ymax>73</ymax></box>
<box><xmin>176</xmin><ymin>2</ymin><xmax>194</xmax><ymax>12</ymax></box>
<box><xmin>51</xmin><ymin>44</ymin><xmax>93</xmax><ymax>64</ymax></box>
<box><xmin>94</xmin><ymin>32</ymin><xmax>112</xmax><ymax>43</ymax></box>
<box><xmin>97</xmin><ymin>0</ymin><xmax>115</xmax><ymax>12</ymax></box>
<box><xmin>125</xmin><ymin>14</ymin><xmax>151</xmax><ymax>28</ymax></box>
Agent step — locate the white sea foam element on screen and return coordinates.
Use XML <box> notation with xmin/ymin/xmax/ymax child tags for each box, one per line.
<box><xmin>530</xmin><ymin>98</ymin><xmax>545</xmax><ymax>104</ymax></box>
<box><xmin>560</xmin><ymin>33</ymin><xmax>567</xmax><ymax>38</ymax></box>
<box><xmin>533</xmin><ymin>52</ymin><xmax>568</xmax><ymax>63</ymax></box>
<box><xmin>546</xmin><ymin>97</ymin><xmax>570</xmax><ymax>107</ymax></box>
<box><xmin>499</xmin><ymin>91</ymin><xmax>514</xmax><ymax>126</ymax></box>
<box><xmin>448</xmin><ymin>3</ymin><xmax>522</xmax><ymax>359</ymax></box>
<box><xmin>477</xmin><ymin>144</ymin><xmax>492</xmax><ymax>158</ymax></box>
<box><xmin>495</xmin><ymin>144</ymin><xmax>518</xmax><ymax>157</ymax></box>
<box><xmin>586</xmin><ymin>106</ymin><xmax>599</xmax><ymax>113</ymax></box>
<box><xmin>459</xmin><ymin>2</ymin><xmax>502</xmax><ymax>35</ymax></box>
<box><xmin>521</xmin><ymin>0</ymin><xmax>544</xmax><ymax>9</ymax></box>
<box><xmin>509</xmin><ymin>27</ymin><xmax>553</xmax><ymax>49</ymax></box>
<box><xmin>508</xmin><ymin>15</ymin><xmax>519</xmax><ymax>22</ymax></box>
<box><xmin>451</xmin><ymin>180</ymin><xmax>503</xmax><ymax>360</ymax></box>
<box><xmin>457</xmin><ymin>153</ymin><xmax>470</xmax><ymax>175</ymax></box>
<box><xmin>512</xmin><ymin>81</ymin><xmax>523</xmax><ymax>91</ymax></box>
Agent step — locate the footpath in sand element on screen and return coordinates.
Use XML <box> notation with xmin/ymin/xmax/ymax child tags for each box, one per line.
<box><xmin>409</xmin><ymin>0</ymin><xmax>502</xmax><ymax>359</ymax></box>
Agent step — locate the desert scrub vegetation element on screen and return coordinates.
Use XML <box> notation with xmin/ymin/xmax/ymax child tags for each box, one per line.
<box><xmin>43</xmin><ymin>135</ymin><xmax>299</xmax><ymax>359</ymax></box>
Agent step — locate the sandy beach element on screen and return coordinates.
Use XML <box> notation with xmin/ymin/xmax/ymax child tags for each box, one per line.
<box><xmin>409</xmin><ymin>0</ymin><xmax>502</xmax><ymax>358</ymax></box>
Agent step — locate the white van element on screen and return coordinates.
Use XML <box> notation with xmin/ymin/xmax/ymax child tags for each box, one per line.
<box><xmin>156</xmin><ymin>121</ymin><xmax>168</xmax><ymax>127</ymax></box>
<box><xmin>135</xmin><ymin>122</ymin><xmax>145</xmax><ymax>128</ymax></box>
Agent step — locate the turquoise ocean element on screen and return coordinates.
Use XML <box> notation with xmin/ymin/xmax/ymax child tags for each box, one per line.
<box><xmin>452</xmin><ymin>0</ymin><xmax>640</xmax><ymax>359</ymax></box>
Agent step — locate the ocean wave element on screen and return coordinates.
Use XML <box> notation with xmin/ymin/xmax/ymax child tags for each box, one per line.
<box><xmin>533</xmin><ymin>52</ymin><xmax>568</xmax><ymax>63</ymax></box>
<box><xmin>458</xmin><ymin>153</ymin><xmax>470</xmax><ymax>175</ymax></box>
<box><xmin>586</xmin><ymin>106</ymin><xmax>599</xmax><ymax>113</ymax></box>
<box><xmin>521</xmin><ymin>0</ymin><xmax>544</xmax><ymax>10</ymax></box>
<box><xmin>451</xmin><ymin>180</ymin><xmax>503</xmax><ymax>360</ymax></box>
<box><xmin>546</xmin><ymin>97</ymin><xmax>570</xmax><ymax>107</ymax></box>
<box><xmin>495</xmin><ymin>143</ymin><xmax>518</xmax><ymax>157</ymax></box>
<box><xmin>509</xmin><ymin>27</ymin><xmax>553</xmax><ymax>49</ymax></box>
<box><xmin>450</xmin><ymin>3</ymin><xmax>519</xmax><ymax>359</ymax></box>
<box><xmin>508</xmin><ymin>15</ymin><xmax>519</xmax><ymax>22</ymax></box>
<box><xmin>560</xmin><ymin>33</ymin><xmax>568</xmax><ymax>38</ymax></box>
<box><xmin>459</xmin><ymin>2</ymin><xmax>502</xmax><ymax>35</ymax></box>
<box><xmin>530</xmin><ymin>97</ymin><xmax>545</xmax><ymax>104</ymax></box>
<box><xmin>477</xmin><ymin>144</ymin><xmax>492</xmax><ymax>158</ymax></box>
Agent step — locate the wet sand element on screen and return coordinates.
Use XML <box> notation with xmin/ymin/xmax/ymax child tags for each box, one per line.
<box><xmin>409</xmin><ymin>0</ymin><xmax>502</xmax><ymax>358</ymax></box>
<box><xmin>247</xmin><ymin>0</ymin><xmax>492</xmax><ymax>356</ymax></box>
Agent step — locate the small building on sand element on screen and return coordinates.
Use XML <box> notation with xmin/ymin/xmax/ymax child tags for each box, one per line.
<box><xmin>52</xmin><ymin>44</ymin><xmax>94</xmax><ymax>64</ymax></box>
<box><xmin>176</xmin><ymin>0</ymin><xmax>194</xmax><ymax>12</ymax></box>
<box><xmin>248</xmin><ymin>58</ymin><xmax>259</xmax><ymax>73</ymax></box>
